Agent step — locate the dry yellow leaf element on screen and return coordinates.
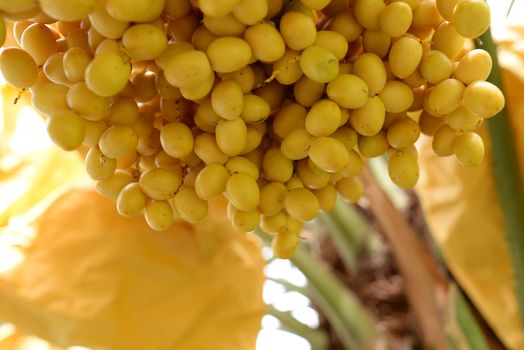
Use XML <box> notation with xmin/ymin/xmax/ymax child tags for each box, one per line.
<box><xmin>0</xmin><ymin>83</ymin><xmax>265</xmax><ymax>350</ymax></box>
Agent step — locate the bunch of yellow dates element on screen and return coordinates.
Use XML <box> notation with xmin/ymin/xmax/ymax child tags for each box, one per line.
<box><xmin>0</xmin><ymin>0</ymin><xmax>504</xmax><ymax>258</ymax></box>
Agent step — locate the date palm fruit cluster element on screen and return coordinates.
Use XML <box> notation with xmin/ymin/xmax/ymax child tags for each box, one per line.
<box><xmin>0</xmin><ymin>0</ymin><xmax>504</xmax><ymax>258</ymax></box>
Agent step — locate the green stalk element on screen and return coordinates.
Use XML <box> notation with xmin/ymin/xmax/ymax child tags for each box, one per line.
<box><xmin>266</xmin><ymin>305</ymin><xmax>329</xmax><ymax>350</ymax></box>
<box><xmin>452</xmin><ymin>287</ymin><xmax>491</xmax><ymax>350</ymax></box>
<box><xmin>291</xmin><ymin>245</ymin><xmax>382</xmax><ymax>349</ymax></box>
<box><xmin>478</xmin><ymin>29</ymin><xmax>524</xmax><ymax>330</ymax></box>
<box><xmin>267</xmin><ymin>277</ymin><xmax>310</xmax><ymax>297</ymax></box>
<box><xmin>506</xmin><ymin>0</ymin><xmax>516</xmax><ymax>17</ymax></box>
<box><xmin>317</xmin><ymin>197</ymin><xmax>372</xmax><ymax>270</ymax></box>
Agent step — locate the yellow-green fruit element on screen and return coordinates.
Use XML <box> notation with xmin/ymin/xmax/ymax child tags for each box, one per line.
<box><xmin>387</xmin><ymin>118</ymin><xmax>420</xmax><ymax>149</ymax></box>
<box><xmin>377</xmin><ymin>80</ymin><xmax>414</xmax><ymax>113</ymax></box>
<box><xmin>451</xmin><ymin>0</ymin><xmax>490</xmax><ymax>39</ymax></box>
<box><xmin>199</xmin><ymin>0</ymin><xmax>240</xmax><ymax>17</ymax></box>
<box><xmin>332</xmin><ymin>126</ymin><xmax>358</xmax><ymax>151</ymax></box>
<box><xmin>211</xmin><ymin>80</ymin><xmax>244</xmax><ymax>120</ymax></box>
<box><xmin>431</xmin><ymin>21</ymin><xmax>465</xmax><ymax>59</ymax></box>
<box><xmin>83</xmin><ymin>119</ymin><xmax>107</xmax><ymax>146</ymax></box>
<box><xmin>225</xmin><ymin>157</ymin><xmax>258</xmax><ymax>180</ymax></box>
<box><xmin>203</xmin><ymin>13</ymin><xmax>246</xmax><ymax>37</ymax></box>
<box><xmin>426</xmin><ymin>79</ymin><xmax>465</xmax><ymax>115</ymax></box>
<box><xmin>432</xmin><ymin>125</ymin><xmax>458</xmax><ymax>157</ymax></box>
<box><xmin>453</xmin><ymin>131</ymin><xmax>484</xmax><ymax>166</ymax></box>
<box><xmin>40</xmin><ymin>0</ymin><xmax>96</xmax><ymax>21</ymax></box>
<box><xmin>352</xmin><ymin>53</ymin><xmax>387</xmax><ymax>94</ymax></box>
<box><xmin>273</xmin><ymin>49</ymin><xmax>303</xmax><ymax>85</ymax></box>
<box><xmin>241</xmin><ymin>94</ymin><xmax>271</xmax><ymax>123</ymax></box>
<box><xmin>46</xmin><ymin>110</ymin><xmax>86</xmax><ymax>151</ymax></box>
<box><xmin>207</xmin><ymin>37</ymin><xmax>252</xmax><ymax>73</ymax></box>
<box><xmin>89</xmin><ymin>0</ymin><xmax>129</xmax><ymax>39</ymax></box>
<box><xmin>327</xmin><ymin>74</ymin><xmax>369</xmax><ymax>109</ymax></box>
<box><xmin>351</xmin><ymin>96</ymin><xmax>386</xmax><ymax>136</ymax></box>
<box><xmin>44</xmin><ymin>53</ymin><xmax>70</xmax><ymax>86</ymax></box>
<box><xmin>260</xmin><ymin>182</ymin><xmax>287</xmax><ymax>216</ymax></box>
<box><xmin>436</xmin><ymin>0</ymin><xmax>459</xmax><ymax>20</ymax></box>
<box><xmin>285</xmin><ymin>187</ymin><xmax>320</xmax><ymax>221</ymax></box>
<box><xmin>172</xmin><ymin>186</ymin><xmax>209</xmax><ymax>223</ymax></box>
<box><xmin>280</xmin><ymin>128</ymin><xmax>313</xmax><ymax>160</ymax></box>
<box><xmin>379</xmin><ymin>1</ymin><xmax>413</xmax><ymax>37</ymax></box>
<box><xmin>31</xmin><ymin>82</ymin><xmax>69</xmax><ymax>117</ymax></box>
<box><xmin>194</xmin><ymin>133</ymin><xmax>229</xmax><ymax>165</ymax></box>
<box><xmin>21</xmin><ymin>23</ymin><xmax>57</xmax><ymax>66</ymax></box>
<box><xmin>388</xmin><ymin>36</ymin><xmax>423</xmax><ymax>79</ymax></box>
<box><xmin>462</xmin><ymin>81</ymin><xmax>505</xmax><ymax>119</ymax></box>
<box><xmin>85</xmin><ymin>146</ymin><xmax>117</xmax><ymax>181</ymax></box>
<box><xmin>105</xmin><ymin>98</ymin><xmax>139</xmax><ymax>126</ymax></box>
<box><xmin>261</xmin><ymin>211</ymin><xmax>288</xmax><ymax>234</ymax></box>
<box><xmin>86</xmin><ymin>51</ymin><xmax>132</xmax><ymax>97</ymax></box>
<box><xmin>106</xmin><ymin>0</ymin><xmax>165</xmax><ymax>22</ymax></box>
<box><xmin>160</xmin><ymin>122</ymin><xmax>194</xmax><ymax>158</ymax></box>
<box><xmin>446</xmin><ymin>105</ymin><xmax>480</xmax><ymax>131</ymax></box>
<box><xmin>312</xmin><ymin>183</ymin><xmax>337</xmax><ymax>211</ymax></box>
<box><xmin>362</xmin><ymin>29</ymin><xmax>391</xmax><ymax>58</ymax></box>
<box><xmin>314</xmin><ymin>30</ymin><xmax>348</xmax><ymax>61</ymax></box>
<box><xmin>388</xmin><ymin>151</ymin><xmax>419</xmax><ymax>188</ymax></box>
<box><xmin>263</xmin><ymin>147</ymin><xmax>294</xmax><ymax>183</ymax></box>
<box><xmin>327</xmin><ymin>10</ymin><xmax>363</xmax><ymax>42</ymax></box>
<box><xmin>233</xmin><ymin>0</ymin><xmax>268</xmax><ymax>25</ymax></box>
<box><xmin>358</xmin><ymin>131</ymin><xmax>390</xmax><ymax>157</ymax></box>
<box><xmin>216</xmin><ymin>118</ymin><xmax>248</xmax><ymax>157</ymax></box>
<box><xmin>144</xmin><ymin>200</ymin><xmax>175</xmax><ymax>231</ymax></box>
<box><xmin>96</xmin><ymin>170</ymin><xmax>134</xmax><ymax>199</ymax></box>
<box><xmin>293</xmin><ymin>75</ymin><xmax>325</xmax><ymax>107</ymax></box>
<box><xmin>419</xmin><ymin>50</ymin><xmax>453</xmax><ymax>84</ymax></box>
<box><xmin>336</xmin><ymin>176</ymin><xmax>363</xmax><ymax>203</ymax></box>
<box><xmin>116</xmin><ymin>183</ymin><xmax>147</xmax><ymax>217</ymax></box>
<box><xmin>300</xmin><ymin>46</ymin><xmax>339</xmax><ymax>83</ymax></box>
<box><xmin>305</xmin><ymin>99</ymin><xmax>342</xmax><ymax>137</ymax></box>
<box><xmin>231</xmin><ymin>208</ymin><xmax>260</xmax><ymax>232</ymax></box>
<box><xmin>339</xmin><ymin>150</ymin><xmax>364</xmax><ymax>177</ymax></box>
<box><xmin>296</xmin><ymin>159</ymin><xmax>330</xmax><ymax>189</ymax></box>
<box><xmin>279</xmin><ymin>10</ymin><xmax>317</xmax><ymax>51</ymax></box>
<box><xmin>299</xmin><ymin>0</ymin><xmax>330</xmax><ymax>10</ymax></box>
<box><xmin>286</xmin><ymin>176</ymin><xmax>304</xmax><ymax>190</ymax></box>
<box><xmin>309</xmin><ymin>137</ymin><xmax>350</xmax><ymax>173</ymax></box>
<box><xmin>0</xmin><ymin>47</ymin><xmax>38</xmax><ymax>88</ymax></box>
<box><xmin>454</xmin><ymin>49</ymin><xmax>492</xmax><ymax>84</ymax></box>
<box><xmin>62</xmin><ymin>47</ymin><xmax>91</xmax><ymax>83</ymax></box>
<box><xmin>354</xmin><ymin>0</ymin><xmax>386</xmax><ymax>30</ymax></box>
<box><xmin>219</xmin><ymin>65</ymin><xmax>255</xmax><ymax>93</ymax></box>
<box><xmin>164</xmin><ymin>50</ymin><xmax>212</xmax><ymax>88</ymax></box>
<box><xmin>272</xmin><ymin>103</ymin><xmax>307</xmax><ymax>139</ymax></box>
<box><xmin>419</xmin><ymin>112</ymin><xmax>445</xmax><ymax>136</ymax></box>
<box><xmin>179</xmin><ymin>72</ymin><xmax>214</xmax><ymax>101</ymax></box>
<box><xmin>272</xmin><ymin>230</ymin><xmax>299</xmax><ymax>259</ymax></box>
<box><xmin>67</xmin><ymin>82</ymin><xmax>110</xmax><ymax>121</ymax></box>
<box><xmin>226</xmin><ymin>173</ymin><xmax>260</xmax><ymax>211</ymax></box>
<box><xmin>195</xmin><ymin>164</ymin><xmax>229</xmax><ymax>200</ymax></box>
<box><xmin>122</xmin><ymin>24</ymin><xmax>168</xmax><ymax>60</ymax></box>
<box><xmin>244</xmin><ymin>23</ymin><xmax>286</xmax><ymax>63</ymax></box>
<box><xmin>99</xmin><ymin>125</ymin><xmax>138</xmax><ymax>158</ymax></box>
<box><xmin>139</xmin><ymin>167</ymin><xmax>181</xmax><ymax>200</ymax></box>
<box><xmin>155</xmin><ymin>41</ymin><xmax>194</xmax><ymax>69</ymax></box>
